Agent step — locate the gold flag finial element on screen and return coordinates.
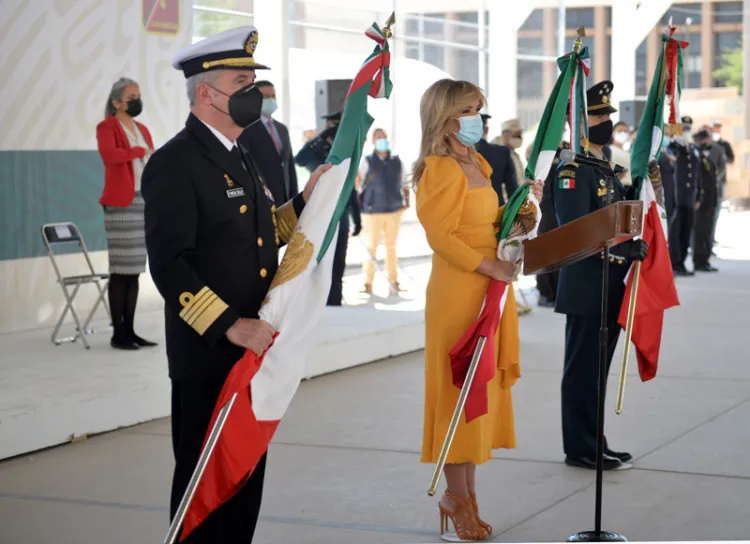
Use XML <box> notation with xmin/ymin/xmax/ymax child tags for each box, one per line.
<box><xmin>573</xmin><ymin>26</ymin><xmax>585</xmax><ymax>52</ymax></box>
<box><xmin>383</xmin><ymin>12</ymin><xmax>396</xmax><ymax>38</ymax></box>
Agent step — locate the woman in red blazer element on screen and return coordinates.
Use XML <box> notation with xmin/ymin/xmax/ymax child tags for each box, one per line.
<box><xmin>97</xmin><ymin>77</ymin><xmax>157</xmax><ymax>350</ymax></box>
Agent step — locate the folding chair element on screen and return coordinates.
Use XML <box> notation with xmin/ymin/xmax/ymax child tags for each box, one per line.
<box><xmin>41</xmin><ymin>222</ymin><xmax>111</xmax><ymax>349</ymax></box>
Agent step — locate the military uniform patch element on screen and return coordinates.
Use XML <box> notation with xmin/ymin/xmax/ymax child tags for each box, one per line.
<box><xmin>559</xmin><ymin>177</ymin><xmax>576</xmax><ymax>189</ymax></box>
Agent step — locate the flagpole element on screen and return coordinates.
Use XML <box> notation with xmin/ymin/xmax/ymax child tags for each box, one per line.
<box><xmin>164</xmin><ymin>393</ymin><xmax>239</xmax><ymax>544</ymax></box>
<box><xmin>427</xmin><ymin>336</ymin><xmax>487</xmax><ymax>496</ymax></box>
<box><xmin>615</xmin><ymin>260</ymin><xmax>642</xmax><ymax>414</ymax></box>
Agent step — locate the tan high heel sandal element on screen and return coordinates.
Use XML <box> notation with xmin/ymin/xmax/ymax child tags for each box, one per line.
<box><xmin>438</xmin><ymin>490</ymin><xmax>490</xmax><ymax>542</ymax></box>
<box><xmin>469</xmin><ymin>491</ymin><xmax>493</xmax><ymax>535</ymax></box>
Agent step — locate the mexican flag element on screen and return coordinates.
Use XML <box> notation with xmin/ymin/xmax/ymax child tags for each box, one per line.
<box><xmin>617</xmin><ymin>26</ymin><xmax>682</xmax><ymax>382</ymax></box>
<box><xmin>525</xmin><ymin>45</ymin><xmax>590</xmax><ymax>182</ymax></box>
<box><xmin>178</xmin><ymin>23</ymin><xmax>392</xmax><ymax>540</ymax></box>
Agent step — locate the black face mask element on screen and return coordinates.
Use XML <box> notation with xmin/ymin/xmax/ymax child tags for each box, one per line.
<box><xmin>589</xmin><ymin>119</ymin><xmax>613</xmax><ymax>146</ymax></box>
<box><xmin>209</xmin><ymin>83</ymin><xmax>263</xmax><ymax>129</ymax></box>
<box><xmin>126</xmin><ymin>98</ymin><xmax>143</xmax><ymax>118</ymax></box>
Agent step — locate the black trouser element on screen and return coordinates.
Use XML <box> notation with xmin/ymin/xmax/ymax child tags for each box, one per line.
<box><xmin>327</xmin><ymin>214</ymin><xmax>349</xmax><ymax>306</ymax></box>
<box><xmin>561</xmin><ymin>314</ymin><xmax>621</xmax><ymax>457</ymax></box>
<box><xmin>108</xmin><ymin>274</ymin><xmax>141</xmax><ymax>341</ymax></box>
<box><xmin>170</xmin><ymin>378</ymin><xmax>267</xmax><ymax>544</ymax></box>
<box><xmin>693</xmin><ymin>204</ymin><xmax>714</xmax><ymax>266</ymax></box>
<box><xmin>668</xmin><ymin>205</ymin><xmax>694</xmax><ymax>269</ymax></box>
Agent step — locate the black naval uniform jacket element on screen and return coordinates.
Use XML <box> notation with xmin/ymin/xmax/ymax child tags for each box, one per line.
<box><xmin>550</xmin><ymin>156</ymin><xmax>636</xmax><ymax>317</ymax></box>
<box><xmin>142</xmin><ymin>114</ymin><xmax>305</xmax><ymax>380</ymax></box>
<box><xmin>668</xmin><ymin>141</ymin><xmax>702</xmax><ymax>208</ymax></box>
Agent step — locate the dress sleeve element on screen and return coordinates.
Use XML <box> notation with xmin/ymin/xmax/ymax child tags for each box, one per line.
<box><xmin>416</xmin><ymin>157</ymin><xmax>485</xmax><ymax>272</ymax></box>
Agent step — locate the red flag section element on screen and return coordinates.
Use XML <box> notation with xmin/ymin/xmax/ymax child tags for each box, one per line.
<box><xmin>618</xmin><ymin>201</ymin><xmax>680</xmax><ymax>381</ymax></box>
<box><xmin>449</xmin><ymin>279</ymin><xmax>507</xmax><ymax>422</ymax></box>
<box><xmin>179</xmin><ymin>344</ymin><xmax>279</xmax><ymax>541</ymax></box>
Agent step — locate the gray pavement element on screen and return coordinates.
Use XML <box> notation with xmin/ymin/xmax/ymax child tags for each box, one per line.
<box><xmin>1</xmin><ymin>212</ymin><xmax>749</xmax><ymax>544</ymax></box>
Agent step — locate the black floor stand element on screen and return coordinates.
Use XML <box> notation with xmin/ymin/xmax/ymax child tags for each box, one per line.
<box><xmin>568</xmin><ymin>172</ymin><xmax>626</xmax><ymax>543</ymax></box>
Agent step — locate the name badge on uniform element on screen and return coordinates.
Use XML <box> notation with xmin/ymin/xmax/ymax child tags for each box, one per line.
<box><xmin>226</xmin><ymin>188</ymin><xmax>245</xmax><ymax>198</ymax></box>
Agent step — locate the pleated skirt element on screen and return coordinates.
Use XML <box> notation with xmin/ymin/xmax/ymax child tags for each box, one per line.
<box><xmin>103</xmin><ymin>192</ymin><xmax>147</xmax><ymax>275</ymax></box>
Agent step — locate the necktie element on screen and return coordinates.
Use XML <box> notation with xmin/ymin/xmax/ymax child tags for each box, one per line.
<box><xmin>232</xmin><ymin>145</ymin><xmax>248</xmax><ymax>172</ymax></box>
<box><xmin>266</xmin><ymin>119</ymin><xmax>282</xmax><ymax>155</ymax></box>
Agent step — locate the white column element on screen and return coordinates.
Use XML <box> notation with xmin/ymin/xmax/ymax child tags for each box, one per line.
<box><xmin>253</xmin><ymin>0</ymin><xmax>291</xmax><ymax>125</ymax></box>
<box><xmin>478</xmin><ymin>1</ymin><xmax>487</xmax><ymax>93</ymax></box>
<box><xmin>611</xmin><ymin>0</ymin><xmax>637</xmax><ymax>101</ymax></box>
<box><xmin>487</xmin><ymin>2</ymin><xmax>538</xmax><ymax>129</ymax></box>
<box><xmin>744</xmin><ymin>0</ymin><xmax>750</xmax><ymax>139</ymax></box>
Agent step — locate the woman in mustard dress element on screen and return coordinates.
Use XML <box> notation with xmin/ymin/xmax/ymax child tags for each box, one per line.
<box><xmin>414</xmin><ymin>79</ymin><xmax>542</xmax><ymax>542</ymax></box>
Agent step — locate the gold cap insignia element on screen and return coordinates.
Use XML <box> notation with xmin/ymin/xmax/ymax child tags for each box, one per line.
<box><xmin>245</xmin><ymin>30</ymin><xmax>259</xmax><ymax>55</ymax></box>
<box><xmin>602</xmin><ymin>95</ymin><xmax>609</xmax><ymax>104</ymax></box>
<box><xmin>224</xmin><ymin>174</ymin><xmax>234</xmax><ymax>187</ymax></box>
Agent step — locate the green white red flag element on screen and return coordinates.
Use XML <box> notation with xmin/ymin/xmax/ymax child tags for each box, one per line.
<box><xmin>179</xmin><ymin>23</ymin><xmax>392</xmax><ymax>540</ymax></box>
<box><xmin>617</xmin><ymin>26</ymin><xmax>683</xmax><ymax>382</ymax></box>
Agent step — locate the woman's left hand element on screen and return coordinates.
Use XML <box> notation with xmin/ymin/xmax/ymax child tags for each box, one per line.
<box><xmin>526</xmin><ymin>179</ymin><xmax>544</xmax><ymax>202</ymax></box>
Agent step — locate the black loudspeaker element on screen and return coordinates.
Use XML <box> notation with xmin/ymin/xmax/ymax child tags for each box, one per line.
<box><xmin>315</xmin><ymin>79</ymin><xmax>352</xmax><ymax>132</ymax></box>
<box><xmin>618</xmin><ymin>99</ymin><xmax>646</xmax><ymax>128</ymax></box>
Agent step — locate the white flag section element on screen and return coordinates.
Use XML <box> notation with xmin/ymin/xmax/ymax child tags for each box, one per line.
<box><xmin>251</xmin><ymin>159</ymin><xmax>351</xmax><ymax>421</ymax></box>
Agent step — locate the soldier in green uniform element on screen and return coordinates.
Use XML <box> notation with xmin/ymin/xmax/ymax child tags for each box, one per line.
<box><xmin>142</xmin><ymin>26</ymin><xmax>329</xmax><ymax>543</ymax></box>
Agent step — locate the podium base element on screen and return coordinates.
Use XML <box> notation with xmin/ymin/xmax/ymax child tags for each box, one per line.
<box><xmin>568</xmin><ymin>531</ymin><xmax>627</xmax><ymax>542</ymax></box>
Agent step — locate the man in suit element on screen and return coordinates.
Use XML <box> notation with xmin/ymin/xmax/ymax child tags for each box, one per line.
<box><xmin>141</xmin><ymin>26</ymin><xmax>329</xmax><ymax>543</ymax></box>
<box><xmin>475</xmin><ymin>113</ymin><xmax>518</xmax><ymax>206</ymax></box>
<box><xmin>692</xmin><ymin>127</ymin><xmax>720</xmax><ymax>272</ymax></box>
<box><xmin>551</xmin><ymin>80</ymin><xmax>649</xmax><ymax>471</ymax></box>
<box><xmin>238</xmin><ymin>80</ymin><xmax>298</xmax><ymax>204</ymax></box>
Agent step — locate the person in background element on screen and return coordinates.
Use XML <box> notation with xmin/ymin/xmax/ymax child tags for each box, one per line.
<box><xmin>668</xmin><ymin>116</ymin><xmax>701</xmax><ymax>277</ymax></box>
<box><xmin>295</xmin><ymin>112</ymin><xmax>361</xmax><ymax>306</ymax></box>
<box><xmin>238</xmin><ymin>80</ymin><xmax>298</xmax><ymax>204</ymax></box>
<box><xmin>96</xmin><ymin>77</ymin><xmax>157</xmax><ymax>351</ymax></box>
<box><xmin>710</xmin><ymin>120</ymin><xmax>732</xmax><ymax>249</ymax></box>
<box><xmin>475</xmin><ymin>113</ymin><xmax>518</xmax><ymax>206</ymax></box>
<box><xmin>357</xmin><ymin>128</ymin><xmax>406</xmax><ymax>295</ymax></box>
<box><xmin>610</xmin><ymin>121</ymin><xmax>632</xmax><ymax>186</ymax></box>
<box><xmin>692</xmin><ymin>127</ymin><xmax>720</xmax><ymax>272</ymax></box>
<box><xmin>497</xmin><ymin>119</ymin><xmax>526</xmax><ymax>189</ymax></box>
<box><xmin>414</xmin><ymin>78</ymin><xmax>543</xmax><ymax>542</ymax></box>
<box><xmin>659</xmin><ymin>126</ymin><xmax>678</xmax><ymax>230</ymax></box>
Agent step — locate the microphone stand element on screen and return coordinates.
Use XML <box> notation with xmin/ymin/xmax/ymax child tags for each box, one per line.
<box><xmin>568</xmin><ymin>164</ymin><xmax>627</xmax><ymax>543</ymax></box>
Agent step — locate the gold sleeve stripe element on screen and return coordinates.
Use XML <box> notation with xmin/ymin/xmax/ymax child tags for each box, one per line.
<box><xmin>275</xmin><ymin>200</ymin><xmax>298</xmax><ymax>244</ymax></box>
<box><xmin>178</xmin><ymin>287</ymin><xmax>229</xmax><ymax>336</ymax></box>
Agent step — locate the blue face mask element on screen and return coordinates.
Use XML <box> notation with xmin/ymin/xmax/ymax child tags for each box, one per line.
<box><xmin>261</xmin><ymin>98</ymin><xmax>277</xmax><ymax>117</ymax></box>
<box><xmin>454</xmin><ymin>114</ymin><xmax>484</xmax><ymax>146</ymax></box>
<box><xmin>374</xmin><ymin>138</ymin><xmax>389</xmax><ymax>152</ymax></box>
<box><xmin>662</xmin><ymin>136</ymin><xmax>670</xmax><ymax>147</ymax></box>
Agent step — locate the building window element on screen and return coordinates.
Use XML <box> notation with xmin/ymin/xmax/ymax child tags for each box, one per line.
<box><xmin>520</xmin><ymin>9</ymin><xmax>544</xmax><ymax>31</ymax></box>
<box><xmin>518</xmin><ymin>61</ymin><xmax>544</xmax><ymax>99</ymax></box>
<box><xmin>683</xmin><ymin>33</ymin><xmax>702</xmax><ymax>89</ymax></box>
<box><xmin>566</xmin><ymin>8</ymin><xmax>595</xmax><ymax>29</ymax></box>
<box><xmin>714</xmin><ymin>31</ymin><xmax>742</xmax><ymax>85</ymax></box>
<box><xmin>193</xmin><ymin>1</ymin><xmax>253</xmax><ymax>41</ymax></box>
<box><xmin>635</xmin><ymin>39</ymin><xmax>647</xmax><ymax>97</ymax></box>
<box><xmin>714</xmin><ymin>1</ymin><xmax>743</xmax><ymax>24</ymax></box>
<box><xmin>661</xmin><ymin>3</ymin><xmax>702</xmax><ymax>26</ymax></box>
<box><xmin>517</xmin><ymin>37</ymin><xmax>543</xmax><ymax>56</ymax></box>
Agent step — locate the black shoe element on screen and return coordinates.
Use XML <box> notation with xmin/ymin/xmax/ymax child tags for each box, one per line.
<box><xmin>673</xmin><ymin>265</ymin><xmax>694</xmax><ymax>277</ymax></box>
<box><xmin>111</xmin><ymin>337</ymin><xmax>139</xmax><ymax>350</ymax></box>
<box><xmin>694</xmin><ymin>264</ymin><xmax>719</xmax><ymax>272</ymax></box>
<box><xmin>132</xmin><ymin>335</ymin><xmax>158</xmax><ymax>347</ymax></box>
<box><xmin>604</xmin><ymin>448</ymin><xmax>633</xmax><ymax>463</ymax></box>
<box><xmin>565</xmin><ymin>454</ymin><xmax>622</xmax><ymax>470</ymax></box>
<box><xmin>538</xmin><ymin>296</ymin><xmax>555</xmax><ymax>308</ymax></box>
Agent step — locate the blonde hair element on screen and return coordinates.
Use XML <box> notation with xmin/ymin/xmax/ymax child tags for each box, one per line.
<box><xmin>411</xmin><ymin>79</ymin><xmax>486</xmax><ymax>185</ymax></box>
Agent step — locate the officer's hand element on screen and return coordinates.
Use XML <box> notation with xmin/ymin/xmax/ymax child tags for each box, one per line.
<box><xmin>226</xmin><ymin>318</ymin><xmax>276</xmax><ymax>355</ymax></box>
<box><xmin>303</xmin><ymin>163</ymin><xmax>333</xmax><ymax>202</ymax></box>
<box><xmin>627</xmin><ymin>240</ymin><xmax>649</xmax><ymax>261</ymax></box>
<box><xmin>526</xmin><ymin>179</ymin><xmax>544</xmax><ymax>202</ymax></box>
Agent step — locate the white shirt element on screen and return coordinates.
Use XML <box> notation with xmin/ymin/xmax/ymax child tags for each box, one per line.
<box><xmin>119</xmin><ymin>120</ymin><xmax>149</xmax><ymax>192</ymax></box>
<box><xmin>199</xmin><ymin>118</ymin><xmax>236</xmax><ymax>151</ymax></box>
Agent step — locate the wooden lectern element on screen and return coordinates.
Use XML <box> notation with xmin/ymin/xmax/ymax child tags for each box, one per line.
<box><xmin>523</xmin><ymin>201</ymin><xmax>644</xmax><ymax>276</ymax></box>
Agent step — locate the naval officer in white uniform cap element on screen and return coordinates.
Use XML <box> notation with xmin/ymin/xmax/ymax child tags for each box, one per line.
<box><xmin>142</xmin><ymin>26</ymin><xmax>328</xmax><ymax>543</ymax></box>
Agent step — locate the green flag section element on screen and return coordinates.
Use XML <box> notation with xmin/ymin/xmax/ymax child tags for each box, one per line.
<box><xmin>524</xmin><ymin>45</ymin><xmax>590</xmax><ymax>183</ymax></box>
